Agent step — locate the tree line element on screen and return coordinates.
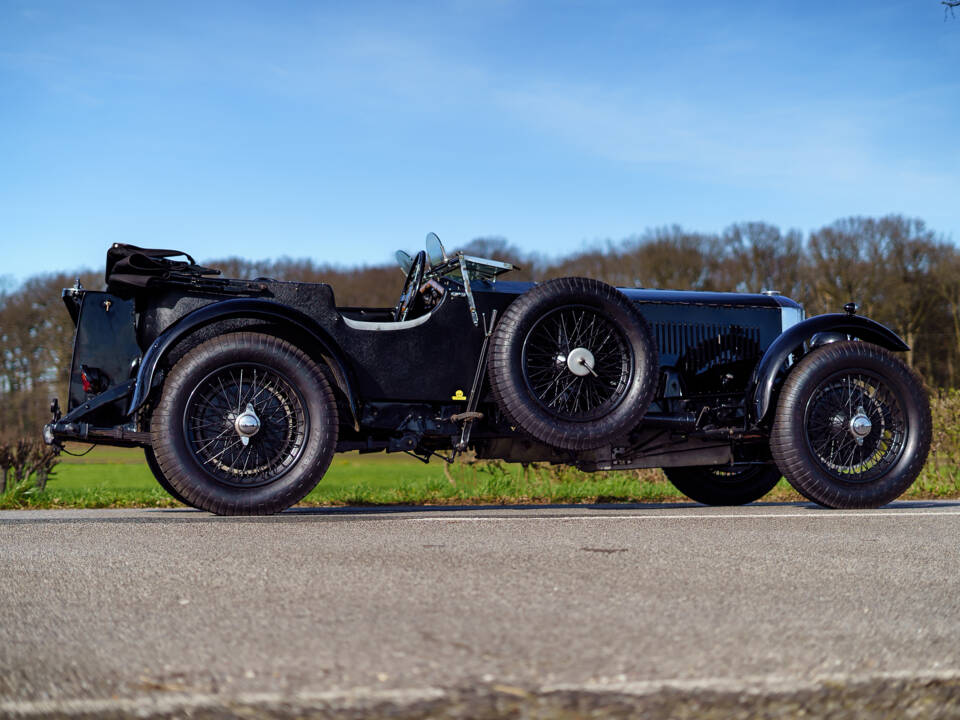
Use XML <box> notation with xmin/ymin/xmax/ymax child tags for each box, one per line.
<box><xmin>1</xmin><ymin>214</ymin><xmax>958</xmax><ymax>440</ymax></box>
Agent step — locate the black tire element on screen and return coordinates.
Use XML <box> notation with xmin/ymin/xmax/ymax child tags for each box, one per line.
<box><xmin>664</xmin><ymin>464</ymin><xmax>782</xmax><ymax>506</ymax></box>
<box><xmin>143</xmin><ymin>446</ymin><xmax>195</xmax><ymax>507</ymax></box>
<box><xmin>151</xmin><ymin>332</ymin><xmax>338</xmax><ymax>515</ymax></box>
<box><xmin>488</xmin><ymin>277</ymin><xmax>658</xmax><ymax>450</ymax></box>
<box><xmin>770</xmin><ymin>341</ymin><xmax>931</xmax><ymax>509</ymax></box>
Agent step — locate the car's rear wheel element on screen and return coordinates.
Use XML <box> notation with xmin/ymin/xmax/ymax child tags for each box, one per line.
<box><xmin>665</xmin><ymin>464</ymin><xmax>782</xmax><ymax>506</ymax></box>
<box><xmin>488</xmin><ymin>277</ymin><xmax>658</xmax><ymax>450</ymax></box>
<box><xmin>143</xmin><ymin>446</ymin><xmax>195</xmax><ymax>507</ymax></box>
<box><xmin>770</xmin><ymin>341</ymin><xmax>931</xmax><ymax>508</ymax></box>
<box><xmin>151</xmin><ymin>332</ymin><xmax>338</xmax><ymax>515</ymax></box>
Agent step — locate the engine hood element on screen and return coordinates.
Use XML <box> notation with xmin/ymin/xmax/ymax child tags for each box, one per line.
<box><xmin>619</xmin><ymin>288</ymin><xmax>802</xmax><ymax>310</ymax></box>
<box><xmin>481</xmin><ymin>280</ymin><xmax>803</xmax><ymax>311</ymax></box>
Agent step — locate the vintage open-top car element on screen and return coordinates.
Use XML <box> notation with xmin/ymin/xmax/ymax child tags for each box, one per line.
<box><xmin>43</xmin><ymin>234</ymin><xmax>932</xmax><ymax>514</ymax></box>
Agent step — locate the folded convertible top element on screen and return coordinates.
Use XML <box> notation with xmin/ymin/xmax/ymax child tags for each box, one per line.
<box><xmin>105</xmin><ymin>243</ymin><xmax>221</xmax><ymax>295</ymax></box>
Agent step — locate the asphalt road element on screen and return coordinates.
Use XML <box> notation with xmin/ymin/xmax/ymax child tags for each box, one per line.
<box><xmin>3</xmin><ymin>501</ymin><xmax>960</xmax><ymax>718</ymax></box>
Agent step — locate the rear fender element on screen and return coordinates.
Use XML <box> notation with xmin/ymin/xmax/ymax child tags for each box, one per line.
<box><xmin>749</xmin><ymin>313</ymin><xmax>908</xmax><ymax>425</ymax></box>
<box><xmin>128</xmin><ymin>298</ymin><xmax>359</xmax><ymax>429</ymax></box>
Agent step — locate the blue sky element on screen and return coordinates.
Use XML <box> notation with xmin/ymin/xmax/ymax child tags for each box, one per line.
<box><xmin>1</xmin><ymin>0</ymin><xmax>958</xmax><ymax>282</ymax></box>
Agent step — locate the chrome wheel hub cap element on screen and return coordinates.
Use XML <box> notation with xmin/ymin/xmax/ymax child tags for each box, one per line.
<box><xmin>234</xmin><ymin>403</ymin><xmax>261</xmax><ymax>447</ymax></box>
<box><xmin>849</xmin><ymin>407</ymin><xmax>872</xmax><ymax>446</ymax></box>
<box><xmin>566</xmin><ymin>347</ymin><xmax>596</xmax><ymax>377</ymax></box>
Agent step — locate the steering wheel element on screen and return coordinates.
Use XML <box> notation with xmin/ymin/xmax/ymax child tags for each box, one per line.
<box><xmin>394</xmin><ymin>250</ymin><xmax>426</xmax><ymax>321</ymax></box>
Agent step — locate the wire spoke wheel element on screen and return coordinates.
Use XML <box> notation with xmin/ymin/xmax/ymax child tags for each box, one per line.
<box><xmin>183</xmin><ymin>362</ymin><xmax>308</xmax><ymax>489</ymax></box>
<box><xmin>521</xmin><ymin>305</ymin><xmax>632</xmax><ymax>422</ymax></box>
<box><xmin>771</xmin><ymin>341</ymin><xmax>931</xmax><ymax>509</ymax></box>
<box><xmin>803</xmin><ymin>370</ymin><xmax>906</xmax><ymax>484</ymax></box>
<box><xmin>489</xmin><ymin>277</ymin><xmax>657</xmax><ymax>451</ymax></box>
<box><xmin>152</xmin><ymin>332</ymin><xmax>338</xmax><ymax>515</ymax></box>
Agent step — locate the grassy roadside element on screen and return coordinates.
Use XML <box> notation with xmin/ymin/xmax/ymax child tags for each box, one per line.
<box><xmin>4</xmin><ymin>443</ymin><xmax>960</xmax><ymax>510</ymax></box>
<box><xmin>1</xmin><ymin>445</ymin><xmax>691</xmax><ymax>509</ymax></box>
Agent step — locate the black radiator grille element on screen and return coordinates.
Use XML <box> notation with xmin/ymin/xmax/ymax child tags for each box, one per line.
<box><xmin>651</xmin><ymin>322</ymin><xmax>763</xmax><ymax>392</ymax></box>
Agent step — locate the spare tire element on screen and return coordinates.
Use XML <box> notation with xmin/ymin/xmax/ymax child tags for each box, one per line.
<box><xmin>488</xmin><ymin>277</ymin><xmax>658</xmax><ymax>450</ymax></box>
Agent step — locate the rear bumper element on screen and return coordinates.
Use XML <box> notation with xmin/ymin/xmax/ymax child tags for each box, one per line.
<box><xmin>43</xmin><ymin>420</ymin><xmax>151</xmax><ymax>448</ymax></box>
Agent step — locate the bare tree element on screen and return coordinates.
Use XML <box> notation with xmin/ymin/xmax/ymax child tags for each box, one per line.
<box><xmin>872</xmin><ymin>215</ymin><xmax>938</xmax><ymax>368</ymax></box>
<box><xmin>717</xmin><ymin>222</ymin><xmax>808</xmax><ymax>299</ymax></box>
<box><xmin>932</xmin><ymin>246</ymin><xmax>960</xmax><ymax>386</ymax></box>
<box><xmin>807</xmin><ymin>217</ymin><xmax>885</xmax><ymax>317</ymax></box>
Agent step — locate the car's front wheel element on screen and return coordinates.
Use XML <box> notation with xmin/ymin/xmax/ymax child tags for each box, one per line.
<box><xmin>151</xmin><ymin>332</ymin><xmax>338</xmax><ymax>515</ymax></box>
<box><xmin>770</xmin><ymin>341</ymin><xmax>931</xmax><ymax>508</ymax></box>
<box><xmin>664</xmin><ymin>464</ymin><xmax>782</xmax><ymax>506</ymax></box>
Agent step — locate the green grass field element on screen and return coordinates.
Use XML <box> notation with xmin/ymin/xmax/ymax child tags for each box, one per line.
<box><xmin>4</xmin><ymin>442</ymin><xmax>960</xmax><ymax>510</ymax></box>
<box><xmin>48</xmin><ymin>445</ymin><xmax>451</xmax><ymax>504</ymax></box>
<box><xmin>3</xmin><ymin>444</ymin><xmax>694</xmax><ymax>509</ymax></box>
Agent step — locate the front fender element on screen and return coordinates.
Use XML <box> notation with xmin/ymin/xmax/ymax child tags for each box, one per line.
<box><xmin>127</xmin><ymin>298</ymin><xmax>358</xmax><ymax>428</ymax></box>
<box><xmin>749</xmin><ymin>313</ymin><xmax>908</xmax><ymax>424</ymax></box>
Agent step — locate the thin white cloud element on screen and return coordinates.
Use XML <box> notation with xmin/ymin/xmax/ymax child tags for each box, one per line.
<box><xmin>298</xmin><ymin>17</ymin><xmax>953</xmax><ymax>188</ymax></box>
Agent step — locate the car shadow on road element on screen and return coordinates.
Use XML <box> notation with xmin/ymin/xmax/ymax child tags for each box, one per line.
<box><xmin>138</xmin><ymin>501</ymin><xmax>729</xmax><ymax>521</ymax></box>
<box><xmin>149</xmin><ymin>498</ymin><xmax>948</xmax><ymax>521</ymax></box>
<box><xmin>7</xmin><ymin>500</ymin><xmax>957</xmax><ymax>525</ymax></box>
<box><xmin>281</xmin><ymin>500</ymin><xmax>789</xmax><ymax>516</ymax></box>
<box><xmin>275</xmin><ymin>498</ymin><xmax>960</xmax><ymax>517</ymax></box>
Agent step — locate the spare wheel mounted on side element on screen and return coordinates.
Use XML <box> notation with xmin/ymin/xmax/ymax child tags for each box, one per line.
<box><xmin>488</xmin><ymin>277</ymin><xmax>659</xmax><ymax>451</ymax></box>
